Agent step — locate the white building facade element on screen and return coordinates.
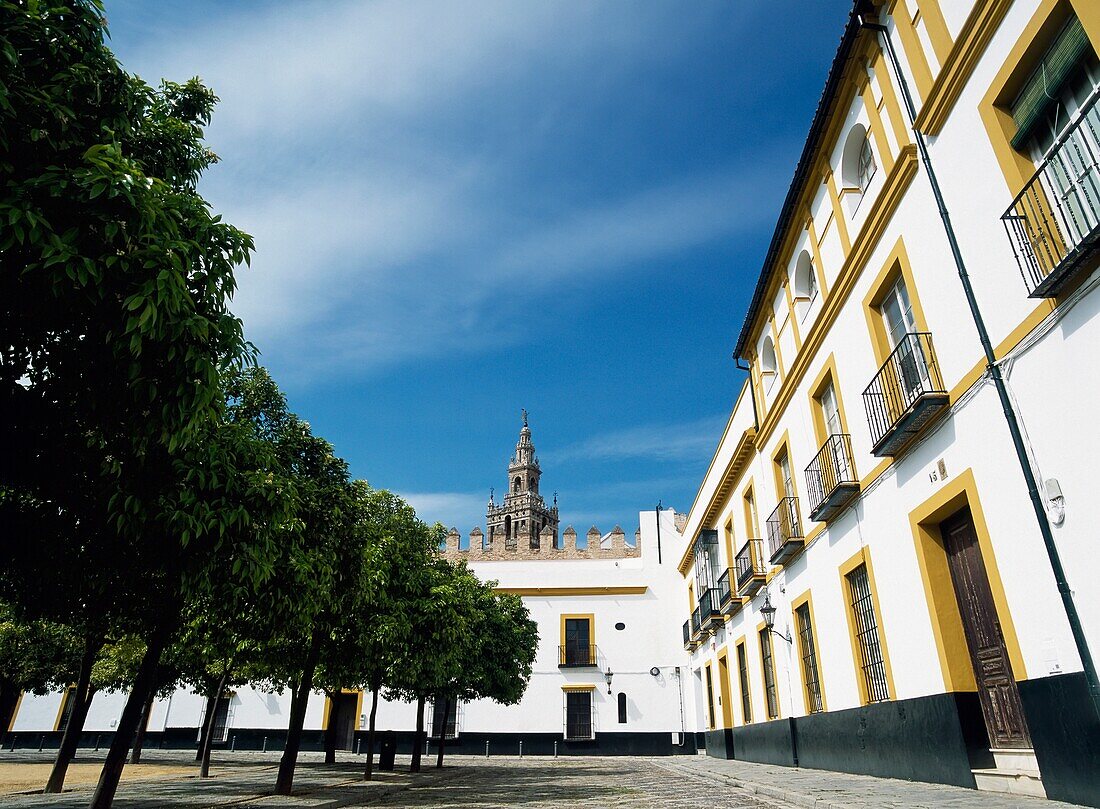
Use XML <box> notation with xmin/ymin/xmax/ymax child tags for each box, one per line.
<box><xmin>678</xmin><ymin>0</ymin><xmax>1100</xmax><ymax>805</ymax></box>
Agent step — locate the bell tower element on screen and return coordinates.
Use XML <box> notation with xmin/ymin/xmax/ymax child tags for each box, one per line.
<box><xmin>487</xmin><ymin>410</ymin><xmax>559</xmax><ymax>550</ymax></box>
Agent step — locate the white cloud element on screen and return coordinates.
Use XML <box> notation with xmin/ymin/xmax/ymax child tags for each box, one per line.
<box><xmin>399</xmin><ymin>490</ymin><xmax>488</xmax><ymax>532</ymax></box>
<box><xmin>547</xmin><ymin>414</ymin><xmax>728</xmax><ymax>465</ymax></box>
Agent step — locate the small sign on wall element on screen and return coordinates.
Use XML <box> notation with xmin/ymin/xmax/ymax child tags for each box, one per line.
<box><xmin>929</xmin><ymin>458</ymin><xmax>948</xmax><ymax>485</ymax></box>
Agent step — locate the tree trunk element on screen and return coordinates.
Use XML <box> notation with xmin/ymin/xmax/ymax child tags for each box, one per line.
<box><xmin>45</xmin><ymin>633</ymin><xmax>103</xmax><ymax>793</ymax></box>
<box><xmin>410</xmin><ymin>696</ymin><xmax>425</xmax><ymax>773</ymax></box>
<box><xmin>129</xmin><ymin>688</ymin><xmax>156</xmax><ymax>765</ymax></box>
<box><xmin>363</xmin><ymin>687</ymin><xmax>379</xmax><ymax>781</ymax></box>
<box><xmin>322</xmin><ymin>688</ymin><xmax>339</xmax><ymax>765</ymax></box>
<box><xmin>274</xmin><ymin>630</ymin><xmax>321</xmax><ymax>796</ymax></box>
<box><xmin>195</xmin><ymin>687</ymin><xmax>218</xmax><ymax>762</ymax></box>
<box><xmin>89</xmin><ymin>625</ymin><xmax>170</xmax><ymax>809</ymax></box>
<box><xmin>0</xmin><ymin>679</ymin><xmax>19</xmax><ymax>748</ymax></box>
<box><xmin>199</xmin><ymin>671</ymin><xmax>228</xmax><ymax>779</ymax></box>
<box><xmin>435</xmin><ymin>695</ymin><xmax>449</xmax><ymax>769</ymax></box>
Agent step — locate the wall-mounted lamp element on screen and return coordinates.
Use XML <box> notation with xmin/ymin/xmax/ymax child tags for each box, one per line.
<box><xmin>760</xmin><ymin>592</ymin><xmax>792</xmax><ymax>645</ymax></box>
<box><xmin>604</xmin><ymin>667</ymin><xmax>614</xmax><ymax>694</ymax></box>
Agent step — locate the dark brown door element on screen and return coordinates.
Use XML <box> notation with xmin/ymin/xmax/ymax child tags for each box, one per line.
<box><xmin>941</xmin><ymin>508</ymin><xmax>1031</xmax><ymax>748</ymax></box>
<box><xmin>332</xmin><ymin>693</ymin><xmax>357</xmax><ymax>750</ymax></box>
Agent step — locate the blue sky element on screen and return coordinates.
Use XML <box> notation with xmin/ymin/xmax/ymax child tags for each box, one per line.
<box><xmin>105</xmin><ymin>0</ymin><xmax>851</xmax><ymax>535</ymax></box>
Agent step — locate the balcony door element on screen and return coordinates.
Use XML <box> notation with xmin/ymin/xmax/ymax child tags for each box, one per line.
<box><xmin>564</xmin><ymin>618</ymin><xmax>591</xmax><ymax>666</ymax></box>
<box><xmin>940</xmin><ymin>508</ymin><xmax>1031</xmax><ymax>749</ymax></box>
<box><xmin>1028</xmin><ymin>47</ymin><xmax>1100</xmax><ymax>249</ymax></box>
<box><xmin>879</xmin><ymin>276</ymin><xmax>927</xmax><ymax>403</ymax></box>
<box><xmin>819</xmin><ymin>382</ymin><xmax>851</xmax><ymax>485</ymax></box>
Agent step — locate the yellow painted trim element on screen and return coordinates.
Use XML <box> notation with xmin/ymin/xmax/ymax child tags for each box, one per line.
<box><xmin>561</xmin><ymin>683</ymin><xmax>597</xmax><ymax>692</ymax></box>
<box><xmin>803</xmin><ymin>522</ymin><xmax>827</xmax><ymax>551</ymax></box>
<box><xmin>892</xmin><ymin>0</ymin><xmax>935</xmax><ymax>101</ymax></box>
<box><xmin>717</xmin><ymin>646</ymin><xmax>735</xmax><ymax>729</ymax></box>
<box><xmin>839</xmin><ymin>546</ymin><xmax>897</xmax><ymax>705</ymax></box>
<box><xmin>53</xmin><ymin>687</ymin><xmax>74</xmax><ymax>732</ymax></box>
<box><xmin>753</xmin><ymin>146</ymin><xmax>919</xmax><ymax>450</ymax></box>
<box><xmin>804</xmin><ymin>213</ymin><xmax>831</xmax><ymax>298</ymax></box>
<box><xmin>769</xmin><ymin>316</ymin><xmax>786</xmax><ymax>378</ymax></box>
<box><xmin>916</xmin><ymin>0</ymin><xmax>955</xmax><ymax>66</ymax></box>
<box><xmin>499</xmin><ymin>586</ymin><xmax>647</xmax><ymax>597</ymax></box>
<box><xmin>871</xmin><ymin>50</ymin><xmax>913</xmax><ymax>152</ymax></box>
<box><xmin>783</xmin><ymin>280</ymin><xmax>803</xmax><ymax>350</ymax></box>
<box><xmin>704</xmin><ymin>661</ymin><xmax>717</xmax><ymax>730</ymax></box>
<box><xmin>915</xmin><ymin>0</ymin><xmax>1014</xmax><ymax>135</ymax></box>
<box><xmin>756</xmin><ymin>622</ymin><xmax>782</xmax><ymax>720</ymax></box>
<box><xmin>861</xmin><ymin>236</ymin><xmax>931</xmax><ymax>369</ymax></box>
<box><xmin>723</xmin><ymin>517</ymin><xmax>736</xmax><ymax>570</ymax></box>
<box><xmin>824</xmin><ymin>171</ymin><xmax>852</xmax><ymax>253</ymax></box>
<box><xmin>860</xmin><ymin>73</ymin><xmax>896</xmax><ymax>176</ymax></box>
<box><xmin>734</xmin><ymin>636</ymin><xmax>752</xmax><ymax>724</ymax></box>
<box><xmin>8</xmin><ymin>693</ymin><xmax>22</xmax><ymax>732</ymax></box>
<box><xmin>687</xmin><ymin>582</ymin><xmax>695</xmax><ymax>613</ymax></box>
<box><xmin>806</xmin><ymin>353</ymin><xmax>853</xmax><ymax>455</ymax></box>
<box><xmin>790</xmin><ymin>589</ymin><xmax>829</xmax><ymax>714</ymax></box>
<box><xmin>908</xmin><ymin>468</ymin><xmax>1028</xmax><ymax>691</ymax></box>
<box><xmin>742</xmin><ymin>482</ymin><xmax>759</xmax><ymax>539</ymax></box>
<box><xmin>559</xmin><ymin>613</ymin><xmax>596</xmax><ymax>652</ymax></box>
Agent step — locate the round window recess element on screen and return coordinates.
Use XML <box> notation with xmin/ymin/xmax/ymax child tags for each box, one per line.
<box><xmin>614</xmin><ymin>622</ymin><xmax>626</xmax><ymax>631</ymax></box>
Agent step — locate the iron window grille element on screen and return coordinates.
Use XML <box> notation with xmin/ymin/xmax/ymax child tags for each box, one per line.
<box><xmin>796</xmin><ymin>604</ymin><xmax>824</xmax><ymax>714</ymax></box>
<box><xmin>564</xmin><ymin>691</ymin><xmax>594</xmax><ymax>740</ymax></box>
<box><xmin>847</xmin><ymin>563</ymin><xmax>891</xmax><ymax>703</ymax></box>
<box><xmin>737</xmin><ymin>643</ymin><xmax>752</xmax><ymax>724</ymax></box>
<box><xmin>760</xmin><ymin>629</ymin><xmax>779</xmax><ymax>720</ymax></box>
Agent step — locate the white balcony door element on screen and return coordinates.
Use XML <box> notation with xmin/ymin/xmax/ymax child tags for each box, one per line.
<box><xmin>880</xmin><ymin>276</ymin><xmax>926</xmax><ymax>400</ymax></box>
<box><xmin>820</xmin><ymin>382</ymin><xmax>851</xmax><ymax>484</ymax></box>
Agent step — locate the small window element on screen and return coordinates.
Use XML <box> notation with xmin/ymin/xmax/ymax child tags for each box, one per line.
<box><xmin>737</xmin><ymin>642</ymin><xmax>752</xmax><ymax>724</ymax></box>
<box><xmin>847</xmin><ymin>563</ymin><xmax>891</xmax><ymax>704</ymax></box>
<box><xmin>760</xmin><ymin>336</ymin><xmax>778</xmax><ymax>377</ymax></box>
<box><xmin>617</xmin><ymin>692</ymin><xmax>627</xmax><ymax>724</ymax></box>
<box><xmin>759</xmin><ymin>629</ymin><xmax>779</xmax><ymax>720</ymax></box>
<box><xmin>614</xmin><ymin>622</ymin><xmax>626</xmax><ymax>631</ymax></box>
<box><xmin>793</xmin><ymin>250</ymin><xmax>818</xmax><ymax>318</ymax></box>
<box><xmin>841</xmin><ymin>123</ymin><xmax>877</xmax><ymax>209</ymax></box>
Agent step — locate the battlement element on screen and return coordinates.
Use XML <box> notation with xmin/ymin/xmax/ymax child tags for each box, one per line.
<box><xmin>441</xmin><ymin>524</ymin><xmax>642</xmax><ymax>561</ymax></box>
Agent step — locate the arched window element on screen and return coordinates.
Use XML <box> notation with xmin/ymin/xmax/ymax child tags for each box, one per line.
<box><xmin>513</xmin><ymin>476</ymin><xmax>522</xmax><ymax>494</ymax></box>
<box><xmin>793</xmin><ymin>250</ymin><xmax>818</xmax><ymax>303</ymax></box>
<box><xmin>760</xmin><ymin>336</ymin><xmax>778</xmax><ymax>377</ymax></box>
<box><xmin>841</xmin><ymin>124</ymin><xmax>877</xmax><ymax>208</ymax></box>
<box><xmin>617</xmin><ymin>692</ymin><xmax>628</xmax><ymax>724</ymax></box>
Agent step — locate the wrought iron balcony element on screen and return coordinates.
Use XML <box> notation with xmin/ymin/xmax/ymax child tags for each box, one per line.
<box><xmin>766</xmin><ymin>498</ymin><xmax>804</xmax><ymax>565</ymax></box>
<box><xmin>717</xmin><ymin>568</ymin><xmax>743</xmax><ymax>615</ymax></box>
<box><xmin>690</xmin><ymin>606</ymin><xmax>702</xmax><ymax>640</ymax></box>
<box><xmin>683</xmin><ymin>619</ymin><xmax>694</xmax><ymax>650</ymax></box>
<box><xmin>698</xmin><ymin>586</ymin><xmax>723</xmax><ymax>630</ymax></box>
<box><xmin>558</xmin><ymin>644</ymin><xmax>598</xmax><ymax>668</ymax></box>
<box><xmin>735</xmin><ymin>538</ymin><xmax>766</xmax><ymax>598</ymax></box>
<box><xmin>862</xmin><ymin>333</ymin><xmax>947</xmax><ymax>457</ymax></box>
<box><xmin>1002</xmin><ymin>90</ymin><xmax>1100</xmax><ymax>298</ymax></box>
<box><xmin>805</xmin><ymin>434</ymin><xmax>860</xmax><ymax>522</ymax></box>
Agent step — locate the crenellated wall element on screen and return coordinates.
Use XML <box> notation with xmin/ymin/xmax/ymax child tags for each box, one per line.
<box><xmin>440</xmin><ymin>524</ymin><xmax>642</xmax><ymax>561</ymax></box>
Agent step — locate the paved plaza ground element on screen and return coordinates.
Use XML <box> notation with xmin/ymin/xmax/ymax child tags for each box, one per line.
<box><xmin>0</xmin><ymin>750</ymin><xmax>1085</xmax><ymax>808</ymax></box>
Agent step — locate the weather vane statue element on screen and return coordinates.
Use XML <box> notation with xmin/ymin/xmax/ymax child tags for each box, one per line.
<box><xmin>521</xmin><ymin>408</ymin><xmax>528</xmax><ymax>427</ymax></box>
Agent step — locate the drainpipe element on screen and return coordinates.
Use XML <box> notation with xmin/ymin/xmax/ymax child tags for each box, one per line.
<box><xmin>655</xmin><ymin>501</ymin><xmax>663</xmax><ymax>564</ymax></box>
<box><xmin>735</xmin><ymin>358</ymin><xmax>760</xmax><ymax>430</ymax></box>
<box><xmin>860</xmin><ymin>16</ymin><xmax>1100</xmax><ymax>720</ymax></box>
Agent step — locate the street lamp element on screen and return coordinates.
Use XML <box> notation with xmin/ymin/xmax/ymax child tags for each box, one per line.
<box><xmin>760</xmin><ymin>592</ymin><xmax>792</xmax><ymax>644</ymax></box>
<box><xmin>604</xmin><ymin>667</ymin><xmax>614</xmax><ymax>694</ymax></box>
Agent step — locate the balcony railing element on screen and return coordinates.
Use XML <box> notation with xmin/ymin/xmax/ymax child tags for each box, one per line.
<box><xmin>717</xmin><ymin>568</ymin><xmax>742</xmax><ymax>615</ymax></box>
<box><xmin>698</xmin><ymin>586</ymin><xmax>723</xmax><ymax>630</ymax></box>
<box><xmin>766</xmin><ymin>498</ymin><xmax>804</xmax><ymax>565</ymax></box>
<box><xmin>1002</xmin><ymin>89</ymin><xmax>1100</xmax><ymax>298</ymax></box>
<box><xmin>735</xmin><ymin>539</ymin><xmax>766</xmax><ymax>598</ymax></box>
<box><xmin>558</xmin><ymin>644</ymin><xmax>598</xmax><ymax>668</ymax></box>
<box><xmin>690</xmin><ymin>606</ymin><xmax>702</xmax><ymax>640</ymax></box>
<box><xmin>862</xmin><ymin>333</ymin><xmax>947</xmax><ymax>457</ymax></box>
<box><xmin>683</xmin><ymin>619</ymin><xmax>693</xmax><ymax>649</ymax></box>
<box><xmin>805</xmin><ymin>434</ymin><xmax>860</xmax><ymax>522</ymax></box>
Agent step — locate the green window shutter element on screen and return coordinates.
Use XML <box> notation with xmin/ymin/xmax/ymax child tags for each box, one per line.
<box><xmin>1010</xmin><ymin>16</ymin><xmax>1092</xmax><ymax>150</ymax></box>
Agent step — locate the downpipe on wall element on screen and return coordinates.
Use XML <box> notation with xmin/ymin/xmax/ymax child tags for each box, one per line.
<box><xmin>859</xmin><ymin>15</ymin><xmax>1100</xmax><ymax>721</ymax></box>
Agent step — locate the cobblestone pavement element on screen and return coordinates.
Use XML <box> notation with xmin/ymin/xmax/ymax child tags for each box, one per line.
<box><xmin>0</xmin><ymin>750</ymin><xmax>1088</xmax><ymax>808</ymax></box>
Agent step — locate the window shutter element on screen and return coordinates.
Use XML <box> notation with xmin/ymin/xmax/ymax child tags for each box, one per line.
<box><xmin>1010</xmin><ymin>16</ymin><xmax>1092</xmax><ymax>150</ymax></box>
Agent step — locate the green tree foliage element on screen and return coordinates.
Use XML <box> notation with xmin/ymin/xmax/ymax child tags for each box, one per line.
<box><xmin>0</xmin><ymin>604</ymin><xmax>79</xmax><ymax>742</ymax></box>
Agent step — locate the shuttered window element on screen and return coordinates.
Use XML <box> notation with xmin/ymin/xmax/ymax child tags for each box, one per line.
<box><xmin>1010</xmin><ymin>16</ymin><xmax>1093</xmax><ymax>150</ymax></box>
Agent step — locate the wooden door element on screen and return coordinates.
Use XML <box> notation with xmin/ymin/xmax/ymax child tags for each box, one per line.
<box><xmin>941</xmin><ymin>508</ymin><xmax>1031</xmax><ymax>748</ymax></box>
<box><xmin>334</xmin><ymin>693</ymin><xmax>357</xmax><ymax>750</ymax></box>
